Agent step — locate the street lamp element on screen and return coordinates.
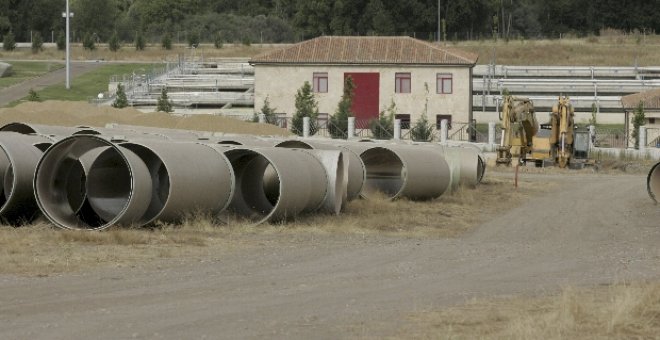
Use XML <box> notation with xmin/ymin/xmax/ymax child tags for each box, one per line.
<box><xmin>62</xmin><ymin>0</ymin><xmax>73</xmax><ymax>89</ymax></box>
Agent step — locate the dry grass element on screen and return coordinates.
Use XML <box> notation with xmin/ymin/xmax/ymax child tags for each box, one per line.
<box><xmin>397</xmin><ymin>282</ymin><xmax>660</xmax><ymax>339</ymax></box>
<box><xmin>0</xmin><ymin>175</ymin><xmax>544</xmax><ymax>276</ymax></box>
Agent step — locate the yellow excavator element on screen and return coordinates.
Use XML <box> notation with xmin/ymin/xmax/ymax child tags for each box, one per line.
<box><xmin>497</xmin><ymin>95</ymin><xmax>590</xmax><ymax>168</ymax></box>
<box><xmin>496</xmin><ymin>95</ymin><xmax>539</xmax><ymax>166</ymax></box>
<box><xmin>549</xmin><ymin>96</ymin><xmax>575</xmax><ymax>168</ymax></box>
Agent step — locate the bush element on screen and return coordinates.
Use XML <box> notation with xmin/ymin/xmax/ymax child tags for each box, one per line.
<box><xmin>187</xmin><ymin>30</ymin><xmax>200</xmax><ymax>48</ymax></box>
<box><xmin>56</xmin><ymin>31</ymin><xmax>65</xmax><ymax>50</ymax></box>
<box><xmin>632</xmin><ymin>101</ymin><xmax>645</xmax><ymax>149</ymax></box>
<box><xmin>108</xmin><ymin>31</ymin><xmax>121</xmax><ymax>52</ymax></box>
<box><xmin>82</xmin><ymin>33</ymin><xmax>96</xmax><ymax>50</ymax></box>
<box><xmin>371</xmin><ymin>100</ymin><xmax>396</xmax><ymax>140</ymax></box>
<box><xmin>135</xmin><ymin>31</ymin><xmax>145</xmax><ymax>51</ymax></box>
<box><xmin>2</xmin><ymin>31</ymin><xmax>16</xmax><ymax>51</ymax></box>
<box><xmin>27</xmin><ymin>88</ymin><xmax>40</xmax><ymax>102</ymax></box>
<box><xmin>31</xmin><ymin>32</ymin><xmax>44</xmax><ymax>53</ymax></box>
<box><xmin>259</xmin><ymin>96</ymin><xmax>278</xmax><ymax>124</ymax></box>
<box><xmin>411</xmin><ymin>114</ymin><xmax>434</xmax><ymax>142</ymax></box>
<box><xmin>214</xmin><ymin>33</ymin><xmax>224</xmax><ymax>49</ymax></box>
<box><xmin>161</xmin><ymin>33</ymin><xmax>172</xmax><ymax>50</ymax></box>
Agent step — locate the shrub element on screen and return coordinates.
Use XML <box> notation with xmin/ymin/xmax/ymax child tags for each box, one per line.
<box><xmin>27</xmin><ymin>88</ymin><xmax>40</xmax><ymax>101</ymax></box>
<box><xmin>82</xmin><ymin>33</ymin><xmax>96</xmax><ymax>50</ymax></box>
<box><xmin>156</xmin><ymin>88</ymin><xmax>173</xmax><ymax>113</ymax></box>
<box><xmin>112</xmin><ymin>84</ymin><xmax>128</xmax><ymax>108</ymax></box>
<box><xmin>161</xmin><ymin>33</ymin><xmax>172</xmax><ymax>50</ymax></box>
<box><xmin>56</xmin><ymin>31</ymin><xmax>65</xmax><ymax>50</ymax></box>
<box><xmin>2</xmin><ymin>31</ymin><xmax>16</xmax><ymax>51</ymax></box>
<box><xmin>31</xmin><ymin>32</ymin><xmax>44</xmax><ymax>53</ymax></box>
<box><xmin>371</xmin><ymin>100</ymin><xmax>396</xmax><ymax>140</ymax></box>
<box><xmin>214</xmin><ymin>32</ymin><xmax>224</xmax><ymax>49</ymax></box>
<box><xmin>187</xmin><ymin>30</ymin><xmax>200</xmax><ymax>48</ymax></box>
<box><xmin>291</xmin><ymin>82</ymin><xmax>319</xmax><ymax>136</ymax></box>
<box><xmin>108</xmin><ymin>31</ymin><xmax>121</xmax><ymax>52</ymax></box>
<box><xmin>135</xmin><ymin>31</ymin><xmax>145</xmax><ymax>51</ymax></box>
<box><xmin>328</xmin><ymin>76</ymin><xmax>355</xmax><ymax>139</ymax></box>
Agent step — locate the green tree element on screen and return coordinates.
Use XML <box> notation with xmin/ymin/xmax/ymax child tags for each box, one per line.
<box><xmin>27</xmin><ymin>88</ymin><xmax>40</xmax><ymax>101</ymax></box>
<box><xmin>260</xmin><ymin>96</ymin><xmax>278</xmax><ymax>124</ymax></box>
<box><xmin>371</xmin><ymin>99</ymin><xmax>395</xmax><ymax>140</ymax></box>
<box><xmin>135</xmin><ymin>31</ymin><xmax>146</xmax><ymax>51</ymax></box>
<box><xmin>161</xmin><ymin>33</ymin><xmax>172</xmax><ymax>50</ymax></box>
<box><xmin>72</xmin><ymin>0</ymin><xmax>118</xmax><ymax>41</ymax></box>
<box><xmin>631</xmin><ymin>101</ymin><xmax>645</xmax><ymax>149</ymax></box>
<box><xmin>2</xmin><ymin>31</ymin><xmax>15</xmax><ymax>51</ymax></box>
<box><xmin>82</xmin><ymin>33</ymin><xmax>96</xmax><ymax>50</ymax></box>
<box><xmin>156</xmin><ymin>88</ymin><xmax>173</xmax><ymax>113</ymax></box>
<box><xmin>411</xmin><ymin>83</ymin><xmax>433</xmax><ymax>142</ymax></box>
<box><xmin>109</xmin><ymin>31</ymin><xmax>121</xmax><ymax>52</ymax></box>
<box><xmin>112</xmin><ymin>84</ymin><xmax>128</xmax><ymax>108</ymax></box>
<box><xmin>329</xmin><ymin>76</ymin><xmax>355</xmax><ymax>139</ymax></box>
<box><xmin>56</xmin><ymin>31</ymin><xmax>66</xmax><ymax>50</ymax></box>
<box><xmin>31</xmin><ymin>32</ymin><xmax>44</xmax><ymax>53</ymax></box>
<box><xmin>291</xmin><ymin>81</ymin><xmax>319</xmax><ymax>136</ymax></box>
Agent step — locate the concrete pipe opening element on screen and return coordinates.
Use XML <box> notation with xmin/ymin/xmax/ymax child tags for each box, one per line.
<box><xmin>358</xmin><ymin>145</ymin><xmax>451</xmax><ymax>200</ymax></box>
<box><xmin>0</xmin><ymin>133</ymin><xmax>54</xmax><ymax>225</ymax></box>
<box><xmin>119</xmin><ymin>141</ymin><xmax>235</xmax><ymax>225</ymax></box>
<box><xmin>224</xmin><ymin>148</ymin><xmax>327</xmax><ymax>224</ymax></box>
<box><xmin>275</xmin><ymin>140</ymin><xmax>365</xmax><ymax>201</ymax></box>
<box><xmin>35</xmin><ymin>136</ymin><xmax>152</xmax><ymax>230</ymax></box>
<box><xmin>0</xmin><ymin>122</ymin><xmax>101</xmax><ymax>136</ymax></box>
<box><xmin>648</xmin><ymin>161</ymin><xmax>660</xmax><ymax>204</ymax></box>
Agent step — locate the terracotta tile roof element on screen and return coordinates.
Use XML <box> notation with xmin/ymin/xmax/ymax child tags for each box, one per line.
<box><xmin>250</xmin><ymin>36</ymin><xmax>478</xmax><ymax>66</ymax></box>
<box><xmin>621</xmin><ymin>88</ymin><xmax>660</xmax><ymax>109</ymax></box>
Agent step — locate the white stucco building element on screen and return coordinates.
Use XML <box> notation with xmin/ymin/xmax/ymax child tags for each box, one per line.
<box><xmin>622</xmin><ymin>88</ymin><xmax>660</xmax><ymax>147</ymax></box>
<box><xmin>249</xmin><ymin>36</ymin><xmax>478</xmax><ymax>129</ymax></box>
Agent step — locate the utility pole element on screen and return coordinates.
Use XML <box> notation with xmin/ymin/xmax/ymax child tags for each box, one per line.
<box><xmin>437</xmin><ymin>0</ymin><xmax>441</xmax><ymax>42</ymax></box>
<box><xmin>62</xmin><ymin>0</ymin><xmax>72</xmax><ymax>89</ymax></box>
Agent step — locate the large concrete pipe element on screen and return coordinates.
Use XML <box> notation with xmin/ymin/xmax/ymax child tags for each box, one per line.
<box><xmin>222</xmin><ymin>147</ymin><xmax>328</xmax><ymax>224</ymax></box>
<box><xmin>0</xmin><ymin>133</ymin><xmax>53</xmax><ymax>225</ymax></box>
<box><xmin>338</xmin><ymin>143</ymin><xmax>451</xmax><ymax>200</ymax></box>
<box><xmin>648</xmin><ymin>161</ymin><xmax>660</xmax><ymax>204</ymax></box>
<box><xmin>0</xmin><ymin>122</ymin><xmax>102</xmax><ymax>136</ymax></box>
<box><xmin>433</xmin><ymin>144</ymin><xmax>484</xmax><ymax>188</ymax></box>
<box><xmin>34</xmin><ymin>135</ymin><xmax>152</xmax><ymax>230</ymax></box>
<box><xmin>300</xmin><ymin>149</ymin><xmax>347</xmax><ymax>214</ymax></box>
<box><xmin>274</xmin><ymin>139</ymin><xmax>365</xmax><ymax>201</ymax></box>
<box><xmin>117</xmin><ymin>140</ymin><xmax>234</xmax><ymax>225</ymax></box>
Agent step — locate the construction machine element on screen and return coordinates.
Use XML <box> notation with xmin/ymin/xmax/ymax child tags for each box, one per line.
<box><xmin>496</xmin><ymin>95</ymin><xmax>539</xmax><ymax>166</ymax></box>
<box><xmin>497</xmin><ymin>95</ymin><xmax>593</xmax><ymax>168</ymax></box>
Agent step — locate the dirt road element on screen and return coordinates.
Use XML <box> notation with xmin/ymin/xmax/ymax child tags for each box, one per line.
<box><xmin>0</xmin><ymin>61</ymin><xmax>102</xmax><ymax>106</ymax></box>
<box><xmin>0</xmin><ymin>173</ymin><xmax>658</xmax><ymax>339</ymax></box>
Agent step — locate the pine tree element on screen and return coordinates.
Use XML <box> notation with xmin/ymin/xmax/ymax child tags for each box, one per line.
<box><xmin>135</xmin><ymin>31</ymin><xmax>145</xmax><ymax>51</ymax></box>
<box><xmin>156</xmin><ymin>88</ymin><xmax>173</xmax><ymax>113</ymax></box>
<box><xmin>188</xmin><ymin>30</ymin><xmax>200</xmax><ymax>48</ymax></box>
<box><xmin>214</xmin><ymin>32</ymin><xmax>224</xmax><ymax>49</ymax></box>
<box><xmin>632</xmin><ymin>101</ymin><xmax>645</xmax><ymax>149</ymax></box>
<box><xmin>411</xmin><ymin>83</ymin><xmax>433</xmax><ymax>142</ymax></box>
<box><xmin>371</xmin><ymin>99</ymin><xmax>396</xmax><ymax>139</ymax></box>
<box><xmin>82</xmin><ymin>33</ymin><xmax>96</xmax><ymax>50</ymax></box>
<box><xmin>2</xmin><ymin>31</ymin><xmax>16</xmax><ymax>51</ymax></box>
<box><xmin>260</xmin><ymin>96</ymin><xmax>278</xmax><ymax>124</ymax></box>
<box><xmin>109</xmin><ymin>31</ymin><xmax>121</xmax><ymax>52</ymax></box>
<box><xmin>291</xmin><ymin>81</ymin><xmax>319</xmax><ymax>136</ymax></box>
<box><xmin>329</xmin><ymin>76</ymin><xmax>355</xmax><ymax>139</ymax></box>
<box><xmin>31</xmin><ymin>32</ymin><xmax>44</xmax><ymax>53</ymax></box>
<box><xmin>112</xmin><ymin>84</ymin><xmax>128</xmax><ymax>108</ymax></box>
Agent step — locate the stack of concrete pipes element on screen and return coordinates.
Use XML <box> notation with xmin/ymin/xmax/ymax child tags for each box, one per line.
<box><xmin>649</xmin><ymin>161</ymin><xmax>660</xmax><ymax>204</ymax></box>
<box><xmin>0</xmin><ymin>122</ymin><xmax>486</xmax><ymax>230</ymax></box>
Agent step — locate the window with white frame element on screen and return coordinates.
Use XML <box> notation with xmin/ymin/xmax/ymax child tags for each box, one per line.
<box><xmin>395</xmin><ymin>73</ymin><xmax>411</xmax><ymax>93</ymax></box>
<box><xmin>313</xmin><ymin>72</ymin><xmax>328</xmax><ymax>93</ymax></box>
<box><xmin>437</xmin><ymin>73</ymin><xmax>453</xmax><ymax>94</ymax></box>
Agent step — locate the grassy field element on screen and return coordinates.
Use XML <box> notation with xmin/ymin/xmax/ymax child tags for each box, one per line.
<box><xmin>0</xmin><ymin>61</ymin><xmax>63</xmax><ymax>89</ymax></box>
<box><xmin>24</xmin><ymin>63</ymin><xmax>158</xmax><ymax>103</ymax></box>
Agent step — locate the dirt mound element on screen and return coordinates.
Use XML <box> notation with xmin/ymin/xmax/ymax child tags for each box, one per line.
<box><xmin>0</xmin><ymin>101</ymin><xmax>291</xmax><ymax>136</ymax></box>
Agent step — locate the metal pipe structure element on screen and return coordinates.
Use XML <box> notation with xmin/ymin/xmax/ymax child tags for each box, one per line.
<box><xmin>274</xmin><ymin>140</ymin><xmax>364</xmax><ymax>202</ymax></box>
<box><xmin>222</xmin><ymin>147</ymin><xmax>328</xmax><ymax>224</ymax></box>
<box><xmin>0</xmin><ymin>133</ymin><xmax>54</xmax><ymax>225</ymax></box>
<box><xmin>118</xmin><ymin>141</ymin><xmax>234</xmax><ymax>225</ymax></box>
<box><xmin>648</xmin><ymin>161</ymin><xmax>660</xmax><ymax>204</ymax></box>
<box><xmin>34</xmin><ymin>135</ymin><xmax>152</xmax><ymax>230</ymax></box>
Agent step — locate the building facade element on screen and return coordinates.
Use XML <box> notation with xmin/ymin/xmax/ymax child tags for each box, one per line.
<box><xmin>622</xmin><ymin>89</ymin><xmax>660</xmax><ymax>147</ymax></box>
<box><xmin>250</xmin><ymin>36</ymin><xmax>478</xmax><ymax>128</ymax></box>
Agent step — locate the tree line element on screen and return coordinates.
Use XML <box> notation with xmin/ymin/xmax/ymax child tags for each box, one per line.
<box><xmin>1</xmin><ymin>0</ymin><xmax>659</xmax><ymax>45</ymax></box>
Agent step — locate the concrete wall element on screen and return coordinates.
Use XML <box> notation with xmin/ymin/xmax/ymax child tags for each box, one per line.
<box><xmin>254</xmin><ymin>64</ymin><xmax>473</xmax><ymax>123</ymax></box>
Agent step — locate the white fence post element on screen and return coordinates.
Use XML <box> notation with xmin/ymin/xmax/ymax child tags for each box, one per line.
<box><xmin>303</xmin><ymin>117</ymin><xmax>310</xmax><ymax>138</ymax></box>
<box><xmin>394</xmin><ymin>119</ymin><xmax>401</xmax><ymax>140</ymax></box>
<box><xmin>639</xmin><ymin>126</ymin><xmax>647</xmax><ymax>152</ymax></box>
<box><xmin>347</xmin><ymin>117</ymin><xmax>355</xmax><ymax>139</ymax></box>
<box><xmin>440</xmin><ymin>119</ymin><xmax>449</xmax><ymax>143</ymax></box>
<box><xmin>488</xmin><ymin>121</ymin><xmax>496</xmax><ymax>151</ymax></box>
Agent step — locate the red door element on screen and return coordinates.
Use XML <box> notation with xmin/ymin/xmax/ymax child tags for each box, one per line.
<box><xmin>344</xmin><ymin>73</ymin><xmax>379</xmax><ymax>122</ymax></box>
